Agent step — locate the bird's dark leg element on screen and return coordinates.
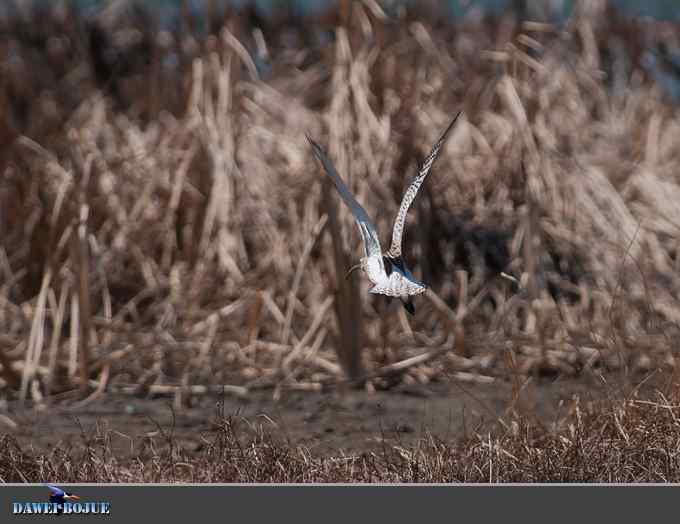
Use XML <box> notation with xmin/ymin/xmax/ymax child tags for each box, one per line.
<box><xmin>401</xmin><ymin>297</ymin><xmax>415</xmax><ymax>315</ymax></box>
<box><xmin>383</xmin><ymin>255</ymin><xmax>406</xmax><ymax>276</ymax></box>
<box><xmin>391</xmin><ymin>256</ymin><xmax>406</xmax><ymax>273</ymax></box>
<box><xmin>382</xmin><ymin>256</ymin><xmax>393</xmax><ymax>276</ymax></box>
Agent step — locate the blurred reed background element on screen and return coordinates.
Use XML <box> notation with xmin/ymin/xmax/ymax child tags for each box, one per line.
<box><xmin>1</xmin><ymin>0</ymin><xmax>680</xmax><ymax>408</ymax></box>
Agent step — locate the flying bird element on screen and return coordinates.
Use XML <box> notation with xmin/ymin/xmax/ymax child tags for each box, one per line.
<box><xmin>308</xmin><ymin>111</ymin><xmax>461</xmax><ymax>315</ymax></box>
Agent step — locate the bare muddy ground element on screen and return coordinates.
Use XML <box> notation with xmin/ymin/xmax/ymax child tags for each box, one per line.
<box><xmin>3</xmin><ymin>373</ymin><xmax>636</xmax><ymax>458</ymax></box>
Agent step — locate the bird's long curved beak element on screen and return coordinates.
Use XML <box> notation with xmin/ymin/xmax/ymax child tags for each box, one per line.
<box><xmin>64</xmin><ymin>495</ymin><xmax>80</xmax><ymax>501</ymax></box>
<box><xmin>344</xmin><ymin>263</ymin><xmax>362</xmax><ymax>280</ymax></box>
<box><xmin>500</xmin><ymin>272</ymin><xmax>519</xmax><ymax>285</ymax></box>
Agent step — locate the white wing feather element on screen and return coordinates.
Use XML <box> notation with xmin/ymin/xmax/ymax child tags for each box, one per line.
<box><xmin>307</xmin><ymin>136</ymin><xmax>386</xmax><ymax>277</ymax></box>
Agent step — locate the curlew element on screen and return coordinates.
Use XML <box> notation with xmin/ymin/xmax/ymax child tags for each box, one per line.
<box><xmin>307</xmin><ymin>111</ymin><xmax>461</xmax><ymax>315</ymax></box>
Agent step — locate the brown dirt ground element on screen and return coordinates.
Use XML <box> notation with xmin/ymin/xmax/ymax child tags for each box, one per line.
<box><xmin>4</xmin><ymin>372</ymin><xmax>640</xmax><ymax>458</ymax></box>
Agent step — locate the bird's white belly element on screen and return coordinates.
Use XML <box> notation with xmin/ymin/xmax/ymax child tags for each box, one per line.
<box><xmin>370</xmin><ymin>273</ymin><xmax>426</xmax><ymax>297</ymax></box>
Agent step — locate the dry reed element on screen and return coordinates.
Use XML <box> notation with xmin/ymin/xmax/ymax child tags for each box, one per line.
<box><xmin>1</xmin><ymin>1</ymin><xmax>680</xmax><ymax>406</ymax></box>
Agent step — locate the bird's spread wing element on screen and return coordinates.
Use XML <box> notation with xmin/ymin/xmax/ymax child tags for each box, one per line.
<box><xmin>387</xmin><ymin>111</ymin><xmax>461</xmax><ymax>257</ymax></box>
<box><xmin>46</xmin><ymin>484</ymin><xmax>65</xmax><ymax>497</ymax></box>
<box><xmin>307</xmin><ymin>136</ymin><xmax>385</xmax><ymax>269</ymax></box>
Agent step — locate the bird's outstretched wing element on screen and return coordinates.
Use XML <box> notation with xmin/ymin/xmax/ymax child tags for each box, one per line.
<box><xmin>45</xmin><ymin>484</ymin><xmax>65</xmax><ymax>497</ymax></box>
<box><xmin>307</xmin><ymin>136</ymin><xmax>385</xmax><ymax>270</ymax></box>
<box><xmin>387</xmin><ymin>111</ymin><xmax>461</xmax><ymax>257</ymax></box>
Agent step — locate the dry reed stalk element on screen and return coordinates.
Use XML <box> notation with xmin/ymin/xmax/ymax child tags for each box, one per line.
<box><xmin>71</xmin><ymin>362</ymin><xmax>110</xmax><ymax>409</ymax></box>
<box><xmin>424</xmin><ymin>286</ymin><xmax>476</xmax><ymax>357</ymax></box>
<box><xmin>315</xmin><ymin>28</ymin><xmax>365</xmax><ymax>382</ymax></box>
<box><xmin>19</xmin><ymin>269</ymin><xmax>51</xmax><ymax>404</ymax></box>
<box><xmin>275</xmin><ymin>328</ymin><xmax>329</xmax><ymax>398</ymax></box>
<box><xmin>522</xmin><ymin>164</ymin><xmax>541</xmax><ymax>305</ymax></box>
<box><xmin>190</xmin><ymin>297</ymin><xmax>247</xmax><ymax>335</ymax></box>
<box><xmin>410</xmin><ymin>22</ymin><xmax>457</xmax><ymax>74</ymax></box>
<box><xmin>0</xmin><ymin>339</ymin><xmax>20</xmax><ymax>390</ymax></box>
<box><xmin>245</xmin><ymin>290</ymin><xmax>265</xmax><ymax>350</ymax></box>
<box><xmin>90</xmin><ymin>344</ymin><xmax>135</xmax><ymax>373</ymax></box>
<box><xmin>281</xmin><ymin>214</ymin><xmax>328</xmax><ymax>346</ymax></box>
<box><xmin>281</xmin><ymin>295</ymin><xmax>334</xmax><ymax>375</ymax></box>
<box><xmin>323</xmin><ymin>178</ymin><xmax>364</xmax><ymax>380</ymax></box>
<box><xmin>162</xmin><ymin>142</ymin><xmax>198</xmax><ymax>270</ymax></box>
<box><xmin>455</xmin><ymin>271</ymin><xmax>468</xmax><ymax>320</ymax></box>
<box><xmin>192</xmin><ymin>52</ymin><xmax>243</xmax><ymax>283</ymax></box>
<box><xmin>516</xmin><ymin>34</ymin><xmax>544</xmax><ymax>53</ymax></box>
<box><xmin>3</xmin><ymin>4</ymin><xmax>680</xmax><ymax>397</ymax></box>
<box><xmin>110</xmin><ymin>383</ymin><xmax>248</xmax><ymax>398</ymax></box>
<box><xmin>73</xmin><ymin>201</ymin><xmax>92</xmax><ymax>394</ymax></box>
<box><xmin>451</xmin><ymin>371</ymin><xmax>495</xmax><ymax>384</ymax></box>
<box><xmin>339</xmin><ymin>0</ymin><xmax>352</xmax><ymax>31</ymax></box>
<box><xmin>45</xmin><ymin>284</ymin><xmax>68</xmax><ymax>395</ymax></box>
<box><xmin>262</xmin><ymin>291</ymin><xmax>286</xmax><ymax>327</ymax></box>
<box><xmin>68</xmin><ymin>290</ymin><xmax>79</xmax><ymax>380</ymax></box>
<box><xmin>0</xmin><ymin>413</ymin><xmax>18</xmax><ymax>430</ymax></box>
<box><xmin>222</xmin><ymin>29</ymin><xmax>259</xmax><ymax>81</ymax></box>
<box><xmin>332</xmin><ymin>341</ymin><xmax>481</xmax><ymax>388</ymax></box>
<box><xmin>194</xmin><ymin>314</ymin><xmax>218</xmax><ymax>377</ymax></box>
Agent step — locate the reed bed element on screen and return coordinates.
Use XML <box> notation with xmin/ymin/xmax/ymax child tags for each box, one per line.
<box><xmin>1</xmin><ymin>1</ymin><xmax>680</xmax><ymax>409</ymax></box>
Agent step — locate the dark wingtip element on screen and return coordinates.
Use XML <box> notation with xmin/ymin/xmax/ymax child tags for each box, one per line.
<box><xmin>306</xmin><ymin>134</ymin><xmax>321</xmax><ymax>151</ymax></box>
<box><xmin>443</xmin><ymin>110</ymin><xmax>462</xmax><ymax>136</ymax></box>
<box><xmin>421</xmin><ymin>111</ymin><xmax>462</xmax><ymax>169</ymax></box>
<box><xmin>306</xmin><ymin>135</ymin><xmax>327</xmax><ymax>164</ymax></box>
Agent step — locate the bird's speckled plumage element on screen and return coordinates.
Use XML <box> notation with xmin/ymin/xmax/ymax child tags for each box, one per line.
<box><xmin>307</xmin><ymin>112</ymin><xmax>460</xmax><ymax>314</ymax></box>
<box><xmin>385</xmin><ymin>112</ymin><xmax>461</xmax><ymax>259</ymax></box>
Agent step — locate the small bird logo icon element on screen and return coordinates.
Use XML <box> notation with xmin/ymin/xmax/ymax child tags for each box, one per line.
<box><xmin>46</xmin><ymin>484</ymin><xmax>80</xmax><ymax>514</ymax></box>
